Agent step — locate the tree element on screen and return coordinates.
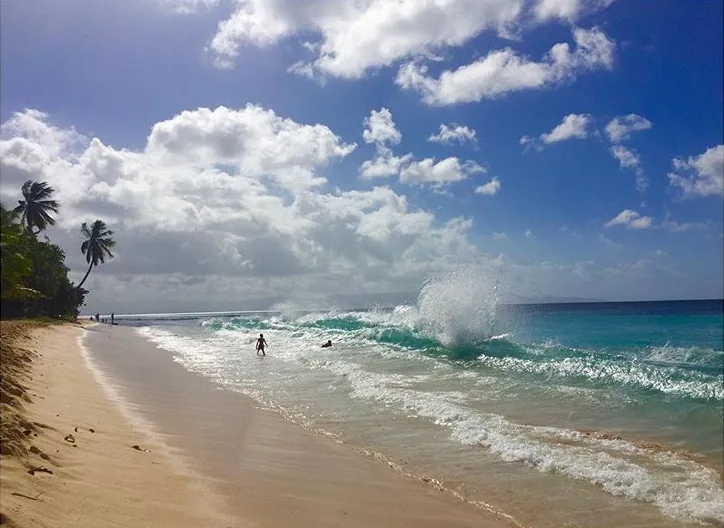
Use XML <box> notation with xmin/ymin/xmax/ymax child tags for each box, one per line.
<box><xmin>0</xmin><ymin>205</ymin><xmax>38</xmax><ymax>301</ymax></box>
<box><xmin>77</xmin><ymin>220</ymin><xmax>115</xmax><ymax>290</ymax></box>
<box><xmin>13</xmin><ymin>180</ymin><xmax>59</xmax><ymax>235</ymax></box>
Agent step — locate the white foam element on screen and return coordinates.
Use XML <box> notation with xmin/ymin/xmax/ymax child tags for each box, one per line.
<box><xmin>137</xmin><ymin>324</ymin><xmax>724</xmax><ymax>525</ymax></box>
<box><xmin>478</xmin><ymin>350</ymin><xmax>724</xmax><ymax>400</ymax></box>
<box><xmin>309</xmin><ymin>358</ymin><xmax>724</xmax><ymax>525</ymax></box>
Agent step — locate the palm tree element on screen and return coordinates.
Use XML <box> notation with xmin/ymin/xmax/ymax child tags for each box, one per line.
<box><xmin>77</xmin><ymin>220</ymin><xmax>116</xmax><ymax>290</ymax></box>
<box><xmin>13</xmin><ymin>180</ymin><xmax>59</xmax><ymax>235</ymax></box>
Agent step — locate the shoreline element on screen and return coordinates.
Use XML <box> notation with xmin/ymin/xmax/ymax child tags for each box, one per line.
<box><xmin>0</xmin><ymin>321</ymin><xmax>236</xmax><ymax>527</ymax></box>
<box><xmin>1</xmin><ymin>322</ymin><xmax>515</xmax><ymax>527</ymax></box>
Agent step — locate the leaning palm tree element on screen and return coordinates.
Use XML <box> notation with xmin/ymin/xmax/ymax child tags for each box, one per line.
<box><xmin>13</xmin><ymin>180</ymin><xmax>59</xmax><ymax>235</ymax></box>
<box><xmin>77</xmin><ymin>220</ymin><xmax>116</xmax><ymax>290</ymax></box>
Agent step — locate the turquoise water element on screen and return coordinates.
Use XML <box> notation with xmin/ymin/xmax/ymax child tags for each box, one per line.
<box><xmin>123</xmin><ymin>296</ymin><xmax>723</xmax><ymax>527</ymax></box>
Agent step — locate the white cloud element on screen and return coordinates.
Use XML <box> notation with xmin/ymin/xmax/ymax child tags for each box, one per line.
<box><xmin>399</xmin><ymin>157</ymin><xmax>479</xmax><ymax>185</ymax></box>
<box><xmin>492</xmin><ymin>232</ymin><xmax>508</xmax><ymax>240</ymax></box>
<box><xmin>524</xmin><ymin>229</ymin><xmax>534</xmax><ymax>239</ymax></box>
<box><xmin>604</xmin><ymin>209</ymin><xmax>653</xmax><ymax>229</ymax></box>
<box><xmin>287</xmin><ymin>60</ymin><xmax>317</xmax><ymax>80</ymax></box>
<box><xmin>205</xmin><ymin>0</ymin><xmax>615</xmax><ymax>79</ymax></box>
<box><xmin>540</xmin><ymin>113</ymin><xmax>592</xmax><ymax>144</ymax></box>
<box><xmin>608</xmin><ymin>134</ymin><xmax>650</xmax><ymax>193</ymax></box>
<box><xmin>358</xmin><ymin>110</ymin><xmax>483</xmax><ymax>186</ymax></box>
<box><xmin>1</xmin><ymin>108</ymin><xmax>486</xmax><ymax>305</ymax></box>
<box><xmin>208</xmin><ymin>0</ymin><xmax>528</xmax><ymax>77</ymax></box>
<box><xmin>605</xmin><ymin>114</ymin><xmax>652</xmax><ymax>143</ymax></box>
<box><xmin>428</xmin><ymin>124</ymin><xmax>477</xmax><ymax>145</ymax></box>
<box><xmin>667</xmin><ymin>144</ymin><xmax>724</xmax><ymax>198</ymax></box>
<box><xmin>610</xmin><ymin>145</ymin><xmax>639</xmax><ymax>168</ymax></box>
<box><xmin>475</xmin><ymin>177</ymin><xmax>501</xmax><ymax>196</ymax></box>
<box><xmin>395</xmin><ymin>27</ymin><xmax>614</xmax><ymax>105</ymax></box>
<box><xmin>534</xmin><ymin>0</ymin><xmax>614</xmax><ymax>22</ymax></box>
<box><xmin>362</xmin><ymin>108</ymin><xmax>401</xmax><ymax>146</ymax></box>
<box><xmin>3</xmin><ymin>109</ymin><xmax>709</xmax><ymax>310</ymax></box>
<box><xmin>160</xmin><ymin>0</ymin><xmax>218</xmax><ymax>15</ymax></box>
<box><xmin>661</xmin><ymin>220</ymin><xmax>708</xmax><ymax>233</ymax></box>
<box><xmin>359</xmin><ymin>150</ymin><xmax>413</xmax><ymax>179</ymax></box>
<box><xmin>144</xmin><ymin>104</ymin><xmax>356</xmax><ymax>192</ymax></box>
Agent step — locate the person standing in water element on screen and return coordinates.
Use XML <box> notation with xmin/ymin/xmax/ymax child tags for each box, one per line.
<box><xmin>256</xmin><ymin>333</ymin><xmax>267</xmax><ymax>356</ymax></box>
<box><xmin>111</xmin><ymin>312</ymin><xmax>115</xmax><ymax>325</ymax></box>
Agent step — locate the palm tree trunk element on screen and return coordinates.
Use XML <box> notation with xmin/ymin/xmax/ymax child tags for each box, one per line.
<box><xmin>76</xmin><ymin>262</ymin><xmax>94</xmax><ymax>290</ymax></box>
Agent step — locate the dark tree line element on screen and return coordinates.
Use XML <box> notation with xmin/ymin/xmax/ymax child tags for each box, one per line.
<box><xmin>0</xmin><ymin>180</ymin><xmax>115</xmax><ymax>319</ymax></box>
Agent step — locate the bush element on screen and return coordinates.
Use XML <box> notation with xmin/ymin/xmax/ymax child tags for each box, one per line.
<box><xmin>0</xmin><ymin>206</ymin><xmax>86</xmax><ymax>319</ymax></box>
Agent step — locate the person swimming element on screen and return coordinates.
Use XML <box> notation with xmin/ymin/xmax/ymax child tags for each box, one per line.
<box><xmin>321</xmin><ymin>339</ymin><xmax>332</xmax><ymax>348</ymax></box>
<box><xmin>256</xmin><ymin>333</ymin><xmax>267</xmax><ymax>356</ymax></box>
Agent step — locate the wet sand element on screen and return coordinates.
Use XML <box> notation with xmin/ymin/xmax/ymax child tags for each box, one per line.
<box><xmin>0</xmin><ymin>322</ymin><xmax>516</xmax><ymax>527</ymax></box>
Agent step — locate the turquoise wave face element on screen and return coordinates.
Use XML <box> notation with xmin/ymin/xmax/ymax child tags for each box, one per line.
<box><xmin>199</xmin><ymin>307</ymin><xmax>724</xmax><ymax>402</ymax></box>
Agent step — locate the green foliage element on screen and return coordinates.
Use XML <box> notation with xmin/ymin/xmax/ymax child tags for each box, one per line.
<box><xmin>13</xmin><ymin>180</ymin><xmax>59</xmax><ymax>235</ymax></box>
<box><xmin>0</xmin><ymin>184</ymin><xmax>94</xmax><ymax>319</ymax></box>
<box><xmin>1</xmin><ymin>207</ymin><xmax>36</xmax><ymax>300</ymax></box>
<box><xmin>77</xmin><ymin>219</ymin><xmax>116</xmax><ymax>290</ymax></box>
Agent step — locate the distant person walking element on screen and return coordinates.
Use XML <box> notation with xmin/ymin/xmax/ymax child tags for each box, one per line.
<box><xmin>111</xmin><ymin>312</ymin><xmax>115</xmax><ymax>325</ymax></box>
<box><xmin>256</xmin><ymin>334</ymin><xmax>267</xmax><ymax>356</ymax></box>
<box><xmin>95</xmin><ymin>312</ymin><xmax>99</xmax><ymax>322</ymax></box>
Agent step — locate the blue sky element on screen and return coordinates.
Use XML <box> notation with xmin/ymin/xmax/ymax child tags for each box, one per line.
<box><xmin>1</xmin><ymin>0</ymin><xmax>722</xmax><ymax>312</ymax></box>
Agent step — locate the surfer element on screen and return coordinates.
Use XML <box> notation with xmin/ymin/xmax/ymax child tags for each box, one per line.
<box><xmin>256</xmin><ymin>333</ymin><xmax>267</xmax><ymax>356</ymax></box>
<box><xmin>321</xmin><ymin>339</ymin><xmax>332</xmax><ymax>348</ymax></box>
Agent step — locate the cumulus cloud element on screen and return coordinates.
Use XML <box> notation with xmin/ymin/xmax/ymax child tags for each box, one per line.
<box><xmin>358</xmin><ymin>108</ymin><xmax>484</xmax><ymax>186</ymax></box>
<box><xmin>610</xmin><ymin>145</ymin><xmax>638</xmax><ymax>168</ymax></box>
<box><xmin>208</xmin><ymin>0</ymin><xmax>528</xmax><ymax>76</ymax></box>
<box><xmin>610</xmin><ymin>145</ymin><xmax>648</xmax><ymax>192</ymax></box>
<box><xmin>2</xmin><ymin>108</ymin><xmax>706</xmax><ymax>310</ymax></box>
<box><xmin>667</xmin><ymin>144</ymin><xmax>724</xmax><ymax>198</ymax></box>
<box><xmin>475</xmin><ymin>177</ymin><xmax>501</xmax><ymax>196</ymax></box>
<box><xmin>541</xmin><ymin>113</ymin><xmax>592</xmax><ymax>144</ymax></box>
<box><xmin>359</xmin><ymin>149</ymin><xmax>413</xmax><ymax>179</ymax></box>
<box><xmin>1</xmin><ymin>107</ymin><xmax>487</xmax><ymax>308</ymax></box>
<box><xmin>534</xmin><ymin>0</ymin><xmax>614</xmax><ymax>21</ymax></box>
<box><xmin>428</xmin><ymin>124</ymin><xmax>477</xmax><ymax>145</ymax></box>
<box><xmin>204</xmin><ymin>0</ymin><xmax>615</xmax><ymax>79</ymax></box>
<box><xmin>520</xmin><ymin>113</ymin><xmax>591</xmax><ymax>151</ymax></box>
<box><xmin>604</xmin><ymin>209</ymin><xmax>653</xmax><ymax>229</ymax></box>
<box><xmin>399</xmin><ymin>157</ymin><xmax>483</xmax><ymax>185</ymax></box>
<box><xmin>144</xmin><ymin>104</ymin><xmax>356</xmax><ymax>192</ymax></box>
<box><xmin>362</xmin><ymin>107</ymin><xmax>402</xmax><ymax>146</ymax></box>
<box><xmin>395</xmin><ymin>27</ymin><xmax>614</xmax><ymax>105</ymax></box>
<box><xmin>604</xmin><ymin>114</ymin><xmax>652</xmax><ymax>192</ymax></box>
<box><xmin>605</xmin><ymin>113</ymin><xmax>652</xmax><ymax>143</ymax></box>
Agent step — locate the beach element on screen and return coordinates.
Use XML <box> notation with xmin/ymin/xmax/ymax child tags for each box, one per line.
<box><xmin>0</xmin><ymin>321</ymin><xmax>514</xmax><ymax>528</ymax></box>
<box><xmin>112</xmin><ymin>302</ymin><xmax>724</xmax><ymax>528</ymax></box>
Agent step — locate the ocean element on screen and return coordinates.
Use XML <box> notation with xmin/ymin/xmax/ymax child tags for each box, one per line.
<box><xmin>112</xmin><ymin>284</ymin><xmax>723</xmax><ymax>527</ymax></box>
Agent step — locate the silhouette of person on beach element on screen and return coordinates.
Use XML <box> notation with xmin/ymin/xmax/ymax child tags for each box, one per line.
<box><xmin>95</xmin><ymin>312</ymin><xmax>99</xmax><ymax>322</ymax></box>
<box><xmin>111</xmin><ymin>312</ymin><xmax>115</xmax><ymax>325</ymax></box>
<box><xmin>321</xmin><ymin>340</ymin><xmax>332</xmax><ymax>348</ymax></box>
<box><xmin>256</xmin><ymin>334</ymin><xmax>267</xmax><ymax>356</ymax></box>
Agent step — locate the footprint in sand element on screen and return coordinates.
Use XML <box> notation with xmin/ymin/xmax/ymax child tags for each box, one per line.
<box><xmin>64</xmin><ymin>434</ymin><xmax>75</xmax><ymax>443</ymax></box>
<box><xmin>27</xmin><ymin>466</ymin><xmax>53</xmax><ymax>476</ymax></box>
<box><xmin>131</xmin><ymin>445</ymin><xmax>150</xmax><ymax>452</ymax></box>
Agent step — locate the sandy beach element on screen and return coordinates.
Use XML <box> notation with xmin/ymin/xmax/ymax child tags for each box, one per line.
<box><xmin>0</xmin><ymin>322</ymin><xmax>515</xmax><ymax>528</ymax></box>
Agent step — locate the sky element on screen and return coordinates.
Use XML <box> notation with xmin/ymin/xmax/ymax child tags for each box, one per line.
<box><xmin>0</xmin><ymin>0</ymin><xmax>722</xmax><ymax>313</ymax></box>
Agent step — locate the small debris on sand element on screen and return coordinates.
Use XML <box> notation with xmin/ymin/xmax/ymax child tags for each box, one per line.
<box><xmin>27</xmin><ymin>466</ymin><xmax>53</xmax><ymax>476</ymax></box>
